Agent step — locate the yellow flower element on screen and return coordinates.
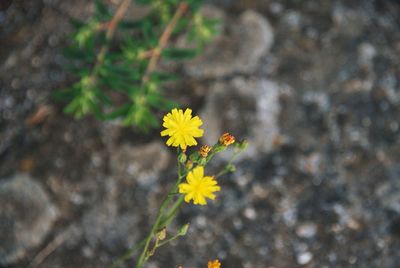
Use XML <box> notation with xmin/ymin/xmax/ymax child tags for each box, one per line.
<box><xmin>208</xmin><ymin>259</ymin><xmax>221</xmax><ymax>268</ymax></box>
<box><xmin>219</xmin><ymin>133</ymin><xmax>235</xmax><ymax>146</ymax></box>
<box><xmin>160</xmin><ymin>108</ymin><xmax>204</xmax><ymax>150</ymax></box>
<box><xmin>178</xmin><ymin>166</ymin><xmax>220</xmax><ymax>206</ymax></box>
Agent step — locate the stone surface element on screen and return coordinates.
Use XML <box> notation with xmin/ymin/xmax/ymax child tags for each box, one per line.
<box><xmin>200</xmin><ymin>78</ymin><xmax>283</xmax><ymax>158</ymax></box>
<box><xmin>81</xmin><ymin>198</ymin><xmax>140</xmax><ymax>251</ymax></box>
<box><xmin>183</xmin><ymin>9</ymin><xmax>274</xmax><ymax>78</ymax></box>
<box><xmin>110</xmin><ymin>142</ymin><xmax>170</xmax><ymax>187</ymax></box>
<box><xmin>2</xmin><ymin>0</ymin><xmax>400</xmax><ymax>267</ymax></box>
<box><xmin>0</xmin><ymin>174</ymin><xmax>58</xmax><ymax>265</ymax></box>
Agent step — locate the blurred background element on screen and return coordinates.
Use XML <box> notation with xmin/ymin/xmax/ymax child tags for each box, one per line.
<box><xmin>1</xmin><ymin>0</ymin><xmax>400</xmax><ymax>267</ymax></box>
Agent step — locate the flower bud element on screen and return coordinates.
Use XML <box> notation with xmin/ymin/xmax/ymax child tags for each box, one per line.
<box><xmin>186</xmin><ymin>160</ymin><xmax>194</xmax><ymax>169</ymax></box>
<box><xmin>156</xmin><ymin>228</ymin><xmax>166</xmax><ymax>241</ymax></box>
<box><xmin>178</xmin><ymin>152</ymin><xmax>187</xmax><ymax>164</ymax></box>
<box><xmin>219</xmin><ymin>133</ymin><xmax>235</xmax><ymax>146</ymax></box>
<box><xmin>208</xmin><ymin>259</ymin><xmax>221</xmax><ymax>268</ymax></box>
<box><xmin>199</xmin><ymin>145</ymin><xmax>212</xmax><ymax>158</ymax></box>
<box><xmin>179</xmin><ymin>223</ymin><xmax>190</xmax><ymax>236</ymax></box>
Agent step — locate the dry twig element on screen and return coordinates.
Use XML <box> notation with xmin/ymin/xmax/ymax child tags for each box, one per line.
<box><xmin>28</xmin><ymin>233</ymin><xmax>65</xmax><ymax>268</ymax></box>
<box><xmin>25</xmin><ymin>105</ymin><xmax>53</xmax><ymax>127</ymax></box>
<box><xmin>94</xmin><ymin>0</ymin><xmax>132</xmax><ymax>71</ymax></box>
<box><xmin>142</xmin><ymin>2</ymin><xmax>189</xmax><ymax>83</ymax></box>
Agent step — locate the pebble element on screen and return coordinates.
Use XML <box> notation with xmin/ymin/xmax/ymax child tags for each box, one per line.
<box><xmin>110</xmin><ymin>142</ymin><xmax>170</xmax><ymax>187</ymax></box>
<box><xmin>243</xmin><ymin>207</ymin><xmax>257</xmax><ymax>220</ymax></box>
<box><xmin>184</xmin><ymin>9</ymin><xmax>274</xmax><ymax>78</ymax></box>
<box><xmin>296</xmin><ymin>223</ymin><xmax>317</xmax><ymax>239</ymax></box>
<box><xmin>200</xmin><ymin>78</ymin><xmax>282</xmax><ymax>159</ymax></box>
<box><xmin>0</xmin><ymin>174</ymin><xmax>58</xmax><ymax>265</ymax></box>
<box><xmin>297</xmin><ymin>251</ymin><xmax>313</xmax><ymax>265</ymax></box>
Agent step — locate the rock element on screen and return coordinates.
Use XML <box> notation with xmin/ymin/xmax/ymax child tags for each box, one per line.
<box><xmin>358</xmin><ymin>43</ymin><xmax>376</xmax><ymax>65</ymax></box>
<box><xmin>282</xmin><ymin>10</ymin><xmax>302</xmax><ymax>31</ymax></box>
<box><xmin>110</xmin><ymin>142</ymin><xmax>170</xmax><ymax>187</ymax></box>
<box><xmin>296</xmin><ymin>152</ymin><xmax>322</xmax><ymax>175</ymax></box>
<box><xmin>81</xmin><ymin>200</ymin><xmax>140</xmax><ymax>251</ymax></box>
<box><xmin>184</xmin><ymin>10</ymin><xmax>274</xmax><ymax>78</ymax></box>
<box><xmin>296</xmin><ymin>223</ymin><xmax>317</xmax><ymax>239</ymax></box>
<box><xmin>200</xmin><ymin>78</ymin><xmax>282</xmax><ymax>158</ymax></box>
<box><xmin>82</xmin><ymin>200</ymin><xmax>118</xmax><ymax>249</ymax></box>
<box><xmin>296</xmin><ymin>251</ymin><xmax>313</xmax><ymax>265</ymax></box>
<box><xmin>378</xmin><ymin>165</ymin><xmax>400</xmax><ymax>215</ymax></box>
<box><xmin>243</xmin><ymin>207</ymin><xmax>257</xmax><ymax>220</ymax></box>
<box><xmin>332</xmin><ymin>4</ymin><xmax>369</xmax><ymax>36</ymax></box>
<box><xmin>62</xmin><ymin>178</ymin><xmax>140</xmax><ymax>253</ymax></box>
<box><xmin>0</xmin><ymin>174</ymin><xmax>58</xmax><ymax>265</ymax></box>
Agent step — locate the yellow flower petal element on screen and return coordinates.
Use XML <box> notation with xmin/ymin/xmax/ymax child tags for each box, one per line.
<box><xmin>160</xmin><ymin>108</ymin><xmax>204</xmax><ymax>149</ymax></box>
<box><xmin>178</xmin><ymin>166</ymin><xmax>220</xmax><ymax>206</ymax></box>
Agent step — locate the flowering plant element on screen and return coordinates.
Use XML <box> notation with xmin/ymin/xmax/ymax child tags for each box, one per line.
<box><xmin>110</xmin><ymin>108</ymin><xmax>247</xmax><ymax>268</ymax></box>
<box><xmin>56</xmin><ymin>0</ymin><xmax>219</xmax><ymax>130</ymax></box>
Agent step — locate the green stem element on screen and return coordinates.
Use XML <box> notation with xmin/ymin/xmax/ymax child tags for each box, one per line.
<box><xmin>135</xmin><ymin>148</ymin><xmax>185</xmax><ymax>268</ymax></box>
<box><xmin>157</xmin><ymin>232</ymin><xmax>184</xmax><ymax>248</ymax></box>
<box><xmin>135</xmin><ymin>194</ymin><xmax>173</xmax><ymax>268</ymax></box>
<box><xmin>215</xmin><ymin>150</ymin><xmax>240</xmax><ymax>179</ymax></box>
<box><xmin>177</xmin><ymin>148</ymin><xmax>182</xmax><ymax>177</ymax></box>
<box><xmin>159</xmin><ymin>196</ymin><xmax>184</xmax><ymax>228</ymax></box>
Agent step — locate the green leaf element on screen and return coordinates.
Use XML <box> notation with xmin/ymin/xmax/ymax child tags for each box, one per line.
<box><xmin>93</xmin><ymin>88</ymin><xmax>112</xmax><ymax>106</ymax></box>
<box><xmin>146</xmin><ymin>93</ymin><xmax>162</xmax><ymax>107</ymax></box>
<box><xmin>157</xmin><ymin>97</ymin><xmax>179</xmax><ymax>110</ymax></box>
<box><xmin>187</xmin><ymin>0</ymin><xmax>204</xmax><ymax>9</ymax></box>
<box><xmin>63</xmin><ymin>47</ymin><xmax>95</xmax><ymax>62</ymax></box>
<box><xmin>150</xmin><ymin>72</ymin><xmax>180</xmax><ymax>82</ymax></box>
<box><xmin>103</xmin><ymin>104</ymin><xmax>131</xmax><ymax>120</ymax></box>
<box><xmin>69</xmin><ymin>18</ymin><xmax>85</xmax><ymax>29</ymax></box>
<box><xmin>161</xmin><ymin>48</ymin><xmax>199</xmax><ymax>60</ymax></box>
<box><xmin>53</xmin><ymin>88</ymin><xmax>76</xmax><ymax>101</ymax></box>
<box><xmin>94</xmin><ymin>0</ymin><xmax>111</xmax><ymax>19</ymax></box>
<box><xmin>135</xmin><ymin>0</ymin><xmax>152</xmax><ymax>5</ymax></box>
<box><xmin>118</xmin><ymin>20</ymin><xmax>145</xmax><ymax>29</ymax></box>
<box><xmin>64</xmin><ymin>97</ymin><xmax>82</xmax><ymax>115</ymax></box>
<box><xmin>87</xmin><ymin>98</ymin><xmax>104</xmax><ymax>119</ymax></box>
<box><xmin>142</xmin><ymin>109</ymin><xmax>159</xmax><ymax>129</ymax></box>
<box><xmin>173</xmin><ymin>18</ymin><xmax>191</xmax><ymax>33</ymax></box>
<box><xmin>100</xmin><ymin>79</ymin><xmax>129</xmax><ymax>92</ymax></box>
<box><xmin>64</xmin><ymin>65</ymin><xmax>91</xmax><ymax>76</ymax></box>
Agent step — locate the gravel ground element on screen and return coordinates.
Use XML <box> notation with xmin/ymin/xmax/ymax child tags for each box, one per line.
<box><xmin>1</xmin><ymin>0</ymin><xmax>400</xmax><ymax>267</ymax></box>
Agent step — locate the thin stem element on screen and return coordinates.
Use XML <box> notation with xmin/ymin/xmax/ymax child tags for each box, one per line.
<box><xmin>135</xmin><ymin>196</ymin><xmax>171</xmax><ymax>268</ymax></box>
<box><xmin>141</xmin><ymin>1</ymin><xmax>188</xmax><ymax>83</ymax></box>
<box><xmin>135</xmin><ymin>149</ymin><xmax>186</xmax><ymax>268</ymax></box>
<box><xmin>156</xmin><ymin>231</ymin><xmax>184</xmax><ymax>248</ymax></box>
<box><xmin>92</xmin><ymin>0</ymin><xmax>131</xmax><ymax>75</ymax></box>
<box><xmin>215</xmin><ymin>150</ymin><xmax>241</xmax><ymax>179</ymax></box>
<box><xmin>125</xmin><ymin>160</ymin><xmax>184</xmax><ymax>268</ymax></box>
<box><xmin>106</xmin><ymin>0</ymin><xmax>131</xmax><ymax>40</ymax></box>
<box><xmin>177</xmin><ymin>148</ymin><xmax>182</xmax><ymax>179</ymax></box>
<box><xmin>158</xmin><ymin>196</ymin><xmax>184</xmax><ymax>228</ymax></box>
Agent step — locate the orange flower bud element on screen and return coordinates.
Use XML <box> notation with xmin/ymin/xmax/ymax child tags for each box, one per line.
<box><xmin>219</xmin><ymin>133</ymin><xmax>235</xmax><ymax>146</ymax></box>
<box><xmin>199</xmin><ymin>145</ymin><xmax>212</xmax><ymax>158</ymax></box>
<box><xmin>208</xmin><ymin>259</ymin><xmax>221</xmax><ymax>268</ymax></box>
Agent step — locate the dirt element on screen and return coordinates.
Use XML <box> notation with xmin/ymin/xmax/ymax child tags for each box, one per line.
<box><xmin>1</xmin><ymin>0</ymin><xmax>400</xmax><ymax>267</ymax></box>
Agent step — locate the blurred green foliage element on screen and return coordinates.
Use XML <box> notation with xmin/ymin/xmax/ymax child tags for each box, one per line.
<box><xmin>56</xmin><ymin>0</ymin><xmax>219</xmax><ymax>130</ymax></box>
